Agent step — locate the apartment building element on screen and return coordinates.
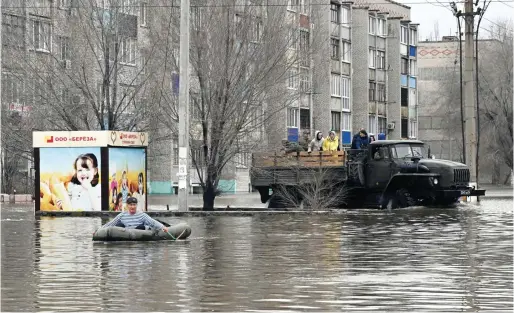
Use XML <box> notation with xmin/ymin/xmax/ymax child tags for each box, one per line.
<box><xmin>309</xmin><ymin>0</ymin><xmax>419</xmax><ymax>147</ymax></box>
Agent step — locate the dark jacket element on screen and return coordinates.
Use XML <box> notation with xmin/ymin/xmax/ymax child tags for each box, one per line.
<box><xmin>351</xmin><ymin>134</ymin><xmax>370</xmax><ymax>149</ymax></box>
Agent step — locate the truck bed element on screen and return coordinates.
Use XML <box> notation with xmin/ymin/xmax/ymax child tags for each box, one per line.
<box><xmin>251</xmin><ymin>151</ymin><xmax>347</xmax><ymax>186</ymax></box>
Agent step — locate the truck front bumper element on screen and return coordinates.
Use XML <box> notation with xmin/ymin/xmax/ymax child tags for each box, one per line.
<box><xmin>437</xmin><ymin>188</ymin><xmax>486</xmax><ymax>198</ymax></box>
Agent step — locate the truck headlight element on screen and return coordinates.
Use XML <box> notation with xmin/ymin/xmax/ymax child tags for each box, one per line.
<box><xmin>433</xmin><ymin>178</ymin><xmax>438</xmax><ymax>185</ymax></box>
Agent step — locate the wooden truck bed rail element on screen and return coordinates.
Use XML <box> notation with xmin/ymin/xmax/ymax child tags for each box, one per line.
<box><xmin>252</xmin><ymin>151</ymin><xmax>346</xmax><ymax>168</ymax></box>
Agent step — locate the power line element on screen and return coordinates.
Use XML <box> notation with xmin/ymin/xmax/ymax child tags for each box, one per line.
<box><xmin>497</xmin><ymin>0</ymin><xmax>514</xmax><ymax>7</ymax></box>
<box><xmin>2</xmin><ymin>0</ymin><xmax>514</xmax><ymax>8</ymax></box>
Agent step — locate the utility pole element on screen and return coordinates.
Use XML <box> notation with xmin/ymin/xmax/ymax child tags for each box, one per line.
<box><xmin>463</xmin><ymin>0</ymin><xmax>477</xmax><ymax>187</ymax></box>
<box><xmin>177</xmin><ymin>0</ymin><xmax>190</xmax><ymax>211</ymax></box>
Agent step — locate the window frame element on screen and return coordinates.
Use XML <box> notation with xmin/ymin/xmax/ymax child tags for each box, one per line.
<box><xmin>331</xmin><ymin>74</ymin><xmax>341</xmax><ymax>97</ymax></box>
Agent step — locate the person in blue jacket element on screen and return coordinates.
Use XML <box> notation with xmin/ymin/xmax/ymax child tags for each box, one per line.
<box><xmin>378</xmin><ymin>133</ymin><xmax>386</xmax><ymax>140</ymax></box>
<box><xmin>351</xmin><ymin>129</ymin><xmax>370</xmax><ymax>149</ymax></box>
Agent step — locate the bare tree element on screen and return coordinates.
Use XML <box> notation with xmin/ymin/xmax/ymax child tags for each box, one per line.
<box><xmin>478</xmin><ymin>21</ymin><xmax>513</xmax><ymax>181</ymax></box>
<box><xmin>2</xmin><ymin>0</ymin><xmax>164</xmax><ymax>131</ymax></box>
<box><xmin>432</xmin><ymin>20</ymin><xmax>512</xmax><ymax>183</ymax></box>
<box><xmin>155</xmin><ymin>0</ymin><xmax>322</xmax><ymax>209</ymax></box>
<box><xmin>272</xmin><ymin>167</ymin><xmax>350</xmax><ymax>210</ymax></box>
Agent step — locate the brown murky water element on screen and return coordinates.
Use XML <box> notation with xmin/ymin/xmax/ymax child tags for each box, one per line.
<box><xmin>2</xmin><ymin>199</ymin><xmax>512</xmax><ymax>311</ymax></box>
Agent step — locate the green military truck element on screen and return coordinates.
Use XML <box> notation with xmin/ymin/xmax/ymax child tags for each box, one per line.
<box><xmin>250</xmin><ymin>140</ymin><xmax>485</xmax><ymax>209</ymax></box>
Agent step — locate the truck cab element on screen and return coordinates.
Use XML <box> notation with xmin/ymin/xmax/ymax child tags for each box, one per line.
<box><xmin>348</xmin><ymin>140</ymin><xmax>485</xmax><ymax>208</ymax></box>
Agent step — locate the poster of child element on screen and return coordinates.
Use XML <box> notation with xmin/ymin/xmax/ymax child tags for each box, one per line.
<box><xmin>108</xmin><ymin>148</ymin><xmax>146</xmax><ymax>212</ymax></box>
<box><xmin>39</xmin><ymin>148</ymin><xmax>102</xmax><ymax>211</ymax></box>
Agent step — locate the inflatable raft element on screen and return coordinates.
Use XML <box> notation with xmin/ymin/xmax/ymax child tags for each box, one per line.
<box><xmin>93</xmin><ymin>221</ymin><xmax>191</xmax><ymax>242</ymax></box>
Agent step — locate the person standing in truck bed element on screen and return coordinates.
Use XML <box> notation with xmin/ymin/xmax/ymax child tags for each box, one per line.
<box><xmin>322</xmin><ymin>131</ymin><xmax>340</xmax><ymax>152</ymax></box>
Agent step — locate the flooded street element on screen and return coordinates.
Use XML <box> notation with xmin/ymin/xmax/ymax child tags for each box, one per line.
<box><xmin>1</xmin><ymin>199</ymin><xmax>512</xmax><ymax>312</ymax></box>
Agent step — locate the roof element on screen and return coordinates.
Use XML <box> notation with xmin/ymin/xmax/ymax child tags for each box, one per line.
<box><xmin>370</xmin><ymin>140</ymin><xmax>424</xmax><ymax>145</ymax></box>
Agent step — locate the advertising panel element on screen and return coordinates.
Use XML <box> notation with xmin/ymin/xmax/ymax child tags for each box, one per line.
<box><xmin>39</xmin><ymin>148</ymin><xmax>102</xmax><ymax>211</ymax></box>
<box><xmin>33</xmin><ymin>131</ymin><xmax>108</xmax><ymax>147</ymax></box>
<box><xmin>108</xmin><ymin>148</ymin><xmax>146</xmax><ymax>212</ymax></box>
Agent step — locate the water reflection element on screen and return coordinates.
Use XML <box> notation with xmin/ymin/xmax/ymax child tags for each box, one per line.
<box><xmin>1</xmin><ymin>199</ymin><xmax>512</xmax><ymax>311</ymax></box>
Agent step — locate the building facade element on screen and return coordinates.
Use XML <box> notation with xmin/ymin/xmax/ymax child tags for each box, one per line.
<box><xmin>307</xmin><ymin>0</ymin><xmax>419</xmax><ymax>150</ymax></box>
<box><xmin>1</xmin><ymin>0</ymin><xmax>421</xmax><ymax>195</ymax></box>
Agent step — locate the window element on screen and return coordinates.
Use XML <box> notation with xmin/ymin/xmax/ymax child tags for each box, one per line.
<box><xmin>288</xmin><ymin>68</ymin><xmax>298</xmax><ymax>90</ymax></box>
<box><xmin>331</xmin><ymin>111</ymin><xmax>341</xmax><ymax>133</ymax></box>
<box><xmin>401</xmin><ymin>88</ymin><xmax>408</xmax><ymax>107</ymax></box>
<box><xmin>31</xmin><ymin>19</ymin><xmax>51</xmax><ymax>52</ymax></box>
<box><xmin>2</xmin><ymin>14</ymin><xmax>25</xmax><ymax>49</ymax></box>
<box><xmin>400</xmin><ymin>26</ymin><xmax>408</xmax><ymax>44</ymax></box>
<box><xmin>378</xmin><ymin>117</ymin><xmax>387</xmax><ymax>134</ymax></box>
<box><xmin>192</xmin><ymin>148</ymin><xmax>204</xmax><ymax>167</ymax></box>
<box><xmin>341</xmin><ymin>7</ymin><xmax>350</xmax><ymax>25</ymax></box>
<box><xmin>331</xmin><ymin>38</ymin><xmax>339</xmax><ymax>59</ymax></box>
<box><xmin>342</xmin><ymin>41</ymin><xmax>351</xmax><ymax>62</ymax></box>
<box><xmin>140</xmin><ymin>54</ymin><xmax>146</xmax><ymax>74</ymax></box>
<box><xmin>288</xmin><ymin>0</ymin><xmax>300</xmax><ymax>11</ymax></box>
<box><xmin>120</xmin><ymin>37</ymin><xmax>136</xmax><ymax>65</ymax></box>
<box><xmin>330</xmin><ymin>4</ymin><xmax>339</xmax><ymax>24</ymax></box>
<box><xmin>410</xmin><ymin>28</ymin><xmax>417</xmax><ymax>45</ymax></box>
<box><xmin>59</xmin><ymin>36</ymin><xmax>69</xmax><ymax>61</ymax></box>
<box><xmin>401</xmin><ymin>58</ymin><xmax>408</xmax><ymax>74</ymax></box>
<box><xmin>190</xmin><ymin>93</ymin><xmax>202</xmax><ymax>120</ymax></box>
<box><xmin>252</xmin><ymin>19</ymin><xmax>262</xmax><ymax>42</ymax></box>
<box><xmin>342</xmin><ymin>113</ymin><xmax>351</xmax><ymax>131</ymax></box>
<box><xmin>235</xmin><ymin>153</ymin><xmax>250</xmax><ymax>168</ymax></box>
<box><xmin>2</xmin><ymin>74</ymin><xmax>25</xmax><ymax>108</ymax></box>
<box><xmin>119</xmin><ymin>84</ymin><xmax>137</xmax><ymax>113</ymax></box>
<box><xmin>288</xmin><ymin>29</ymin><xmax>297</xmax><ymax>50</ymax></box>
<box><xmin>377</xmin><ymin>50</ymin><xmax>385</xmax><ymax>69</ymax></box>
<box><xmin>377</xmin><ymin>19</ymin><xmax>386</xmax><ymax>36</ymax></box>
<box><xmin>369</xmin><ymin>17</ymin><xmax>376</xmax><ymax>34</ymax></box>
<box><xmin>409</xmin><ymin>120</ymin><xmax>418</xmax><ymax>138</ymax></box>
<box><xmin>368</xmin><ymin>115</ymin><xmax>377</xmax><ymax>135</ymax></box>
<box><xmin>369</xmin><ymin>82</ymin><xmax>376</xmax><ymax>101</ymax></box>
<box><xmin>409</xmin><ymin>59</ymin><xmax>417</xmax><ymax>76</ymax></box>
<box><xmin>401</xmin><ymin>119</ymin><xmax>408</xmax><ymax>138</ymax></box>
<box><xmin>342</xmin><ymin>77</ymin><xmax>350</xmax><ymax>110</ymax></box>
<box><xmin>191</xmin><ymin>7</ymin><xmax>202</xmax><ymax>29</ymax></box>
<box><xmin>299</xmin><ymin>30</ymin><xmax>309</xmax><ymax>53</ymax></box>
<box><xmin>331</xmin><ymin>74</ymin><xmax>341</xmax><ymax>97</ymax></box>
<box><xmin>173</xmin><ymin>139</ymin><xmax>178</xmax><ymax>165</ymax></box>
<box><xmin>409</xmin><ymin>88</ymin><xmax>417</xmax><ymax>107</ymax></box>
<box><xmin>140</xmin><ymin>2</ymin><xmax>147</xmax><ymax>26</ymax></box>
<box><xmin>300</xmin><ymin>68</ymin><xmax>310</xmax><ymax>92</ymax></box>
<box><xmin>377</xmin><ymin>83</ymin><xmax>386</xmax><ymax>102</ymax></box>
<box><xmin>121</xmin><ymin>0</ymin><xmax>137</xmax><ymax>15</ymax></box>
<box><xmin>300</xmin><ymin>109</ymin><xmax>310</xmax><ymax>129</ymax></box>
<box><xmin>287</xmin><ymin>107</ymin><xmax>298</xmax><ymax>127</ymax></box>
<box><xmin>368</xmin><ymin>49</ymin><xmax>375</xmax><ymax>68</ymax></box>
<box><xmin>58</xmin><ymin>0</ymin><xmax>69</xmax><ymax>8</ymax></box>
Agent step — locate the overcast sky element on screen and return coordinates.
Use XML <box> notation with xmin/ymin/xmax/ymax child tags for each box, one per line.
<box><xmin>397</xmin><ymin>0</ymin><xmax>513</xmax><ymax>40</ymax></box>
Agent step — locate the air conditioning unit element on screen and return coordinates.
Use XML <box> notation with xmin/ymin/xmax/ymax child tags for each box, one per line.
<box><xmin>62</xmin><ymin>60</ymin><xmax>71</xmax><ymax>69</ymax></box>
<box><xmin>387</xmin><ymin>122</ymin><xmax>395</xmax><ymax>130</ymax></box>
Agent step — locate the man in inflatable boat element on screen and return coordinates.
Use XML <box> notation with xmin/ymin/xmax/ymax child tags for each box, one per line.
<box><xmin>99</xmin><ymin>197</ymin><xmax>168</xmax><ymax>232</ymax></box>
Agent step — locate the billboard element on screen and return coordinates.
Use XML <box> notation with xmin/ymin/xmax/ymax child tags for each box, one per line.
<box><xmin>39</xmin><ymin>148</ymin><xmax>102</xmax><ymax>211</ymax></box>
<box><xmin>108</xmin><ymin>148</ymin><xmax>146</xmax><ymax>212</ymax></box>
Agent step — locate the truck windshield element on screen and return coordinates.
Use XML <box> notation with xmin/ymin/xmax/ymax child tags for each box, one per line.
<box><xmin>391</xmin><ymin>144</ymin><xmax>426</xmax><ymax>159</ymax></box>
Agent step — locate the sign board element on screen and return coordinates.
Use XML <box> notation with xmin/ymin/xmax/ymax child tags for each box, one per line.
<box><xmin>287</xmin><ymin>127</ymin><xmax>299</xmax><ymax>143</ymax></box>
<box><xmin>33</xmin><ymin>131</ymin><xmax>108</xmax><ymax>148</ymax></box>
<box><xmin>33</xmin><ymin>131</ymin><xmax>148</xmax><ymax>148</ymax></box>
<box><xmin>108</xmin><ymin>131</ymin><xmax>148</xmax><ymax>147</ymax></box>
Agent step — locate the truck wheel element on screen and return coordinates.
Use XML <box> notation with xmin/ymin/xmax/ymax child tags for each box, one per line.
<box><xmin>396</xmin><ymin>188</ymin><xmax>416</xmax><ymax>208</ymax></box>
<box><xmin>267</xmin><ymin>187</ymin><xmax>300</xmax><ymax>209</ymax></box>
<box><xmin>257</xmin><ymin>187</ymin><xmax>271</xmax><ymax>204</ymax></box>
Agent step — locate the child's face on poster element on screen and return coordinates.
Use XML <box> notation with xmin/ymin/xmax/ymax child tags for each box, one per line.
<box><xmin>75</xmin><ymin>159</ymin><xmax>96</xmax><ymax>185</ymax></box>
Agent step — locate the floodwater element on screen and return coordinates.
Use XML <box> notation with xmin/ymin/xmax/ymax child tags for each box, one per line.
<box><xmin>1</xmin><ymin>199</ymin><xmax>513</xmax><ymax>312</ymax></box>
